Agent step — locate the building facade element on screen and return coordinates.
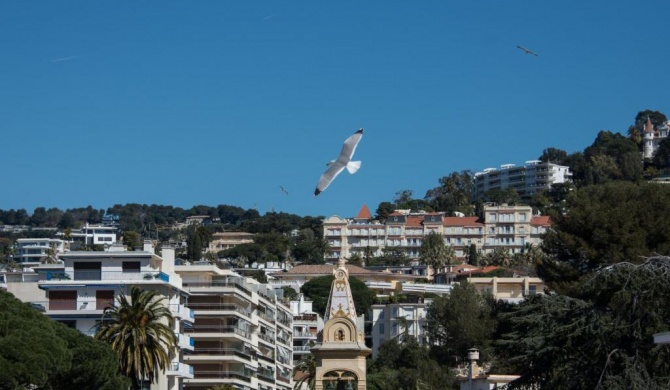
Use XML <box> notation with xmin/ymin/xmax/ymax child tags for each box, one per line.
<box><xmin>474</xmin><ymin>160</ymin><xmax>572</xmax><ymax>201</ymax></box>
<box><xmin>175</xmin><ymin>264</ymin><xmax>293</xmax><ymax>390</ymax></box>
<box><xmin>30</xmin><ymin>242</ymin><xmax>194</xmax><ymax>390</ymax></box>
<box><xmin>14</xmin><ymin>238</ymin><xmax>66</xmax><ymax>265</ymax></box>
<box><xmin>322</xmin><ymin>204</ymin><xmax>550</xmax><ymax>266</ymax></box>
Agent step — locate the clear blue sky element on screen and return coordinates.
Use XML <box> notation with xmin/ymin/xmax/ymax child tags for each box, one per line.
<box><xmin>2</xmin><ymin>1</ymin><xmax>668</xmax><ymax>219</ymax></box>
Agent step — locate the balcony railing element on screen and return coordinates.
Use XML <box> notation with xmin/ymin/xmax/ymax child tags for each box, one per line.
<box><xmin>184</xmin><ymin>325</ymin><xmax>250</xmax><ymax>339</ymax></box>
<box><xmin>294</xmin><ymin>332</ymin><xmax>315</xmax><ymax>338</ymax></box>
<box><xmin>258</xmin><ymin>333</ymin><xmax>275</xmax><ymax>344</ymax></box>
<box><xmin>188</xmin><ymin>303</ymin><xmax>252</xmax><ymax>317</ymax></box>
<box><xmin>192</xmin><ymin>370</ymin><xmax>250</xmax><ymax>381</ymax></box>
<box><xmin>190</xmin><ymin>348</ymin><xmax>251</xmax><ymax>359</ymax></box>
<box><xmin>40</xmin><ymin>270</ymin><xmax>169</xmax><ymax>282</ymax></box>
<box><xmin>183</xmin><ymin>281</ymin><xmax>251</xmax><ymax>296</ymax></box>
<box><xmin>293</xmin><ymin>345</ymin><xmax>311</xmax><ymax>352</ymax></box>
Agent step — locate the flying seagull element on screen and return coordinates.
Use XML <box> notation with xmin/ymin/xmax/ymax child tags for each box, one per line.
<box><xmin>279</xmin><ymin>185</ymin><xmax>289</xmax><ymax>195</ymax></box>
<box><xmin>314</xmin><ymin>128</ymin><xmax>364</xmax><ymax>196</ymax></box>
<box><xmin>516</xmin><ymin>45</ymin><xmax>538</xmax><ymax>56</ymax></box>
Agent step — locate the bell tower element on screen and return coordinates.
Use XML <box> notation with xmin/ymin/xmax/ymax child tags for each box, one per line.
<box><xmin>311</xmin><ymin>259</ymin><xmax>371</xmax><ymax>390</ymax></box>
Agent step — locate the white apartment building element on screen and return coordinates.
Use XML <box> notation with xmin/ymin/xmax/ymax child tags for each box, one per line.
<box><xmin>474</xmin><ymin>160</ymin><xmax>572</xmax><ymax>200</ymax></box>
<box><xmin>368</xmin><ymin>300</ymin><xmax>432</xmax><ymax>357</ymax></box>
<box><xmin>14</xmin><ymin>238</ymin><xmax>66</xmax><ymax>265</ymax></box>
<box><xmin>289</xmin><ymin>294</ymin><xmax>324</xmax><ymax>364</ymax></box>
<box><xmin>323</xmin><ymin>204</ymin><xmax>551</xmax><ymax>266</ymax></box>
<box><xmin>66</xmin><ymin>223</ymin><xmax>118</xmax><ymax>247</ymax></box>
<box><xmin>175</xmin><ymin>264</ymin><xmax>293</xmax><ymax>390</ymax></box>
<box><xmin>27</xmin><ymin>242</ymin><xmax>193</xmax><ymax>390</ymax></box>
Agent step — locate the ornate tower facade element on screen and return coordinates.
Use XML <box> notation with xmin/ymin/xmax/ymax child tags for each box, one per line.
<box><xmin>311</xmin><ymin>259</ymin><xmax>371</xmax><ymax>390</ymax></box>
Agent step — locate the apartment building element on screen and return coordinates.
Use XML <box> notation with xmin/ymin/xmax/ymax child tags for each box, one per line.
<box><xmin>14</xmin><ymin>238</ymin><xmax>66</xmax><ymax>265</ymax></box>
<box><xmin>207</xmin><ymin>232</ymin><xmax>255</xmax><ymax>253</ymax></box>
<box><xmin>175</xmin><ymin>264</ymin><xmax>293</xmax><ymax>390</ymax></box>
<box><xmin>66</xmin><ymin>223</ymin><xmax>118</xmax><ymax>247</ymax></box>
<box><xmin>289</xmin><ymin>294</ymin><xmax>323</xmax><ymax>364</ymax></box>
<box><xmin>368</xmin><ymin>299</ymin><xmax>432</xmax><ymax>357</ymax></box>
<box><xmin>29</xmin><ymin>242</ymin><xmax>193</xmax><ymax>390</ymax></box>
<box><xmin>474</xmin><ymin>160</ymin><xmax>572</xmax><ymax>200</ymax></box>
<box><xmin>322</xmin><ymin>204</ymin><xmax>550</xmax><ymax>266</ymax></box>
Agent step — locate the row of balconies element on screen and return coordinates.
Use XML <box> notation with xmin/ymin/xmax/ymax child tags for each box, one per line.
<box><xmin>40</xmin><ymin>270</ymin><xmax>170</xmax><ymax>282</ymax></box>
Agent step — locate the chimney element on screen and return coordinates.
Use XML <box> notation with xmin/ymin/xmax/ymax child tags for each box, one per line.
<box><xmin>162</xmin><ymin>245</ymin><xmax>175</xmax><ymax>274</ymax></box>
<box><xmin>143</xmin><ymin>240</ymin><xmax>154</xmax><ymax>254</ymax></box>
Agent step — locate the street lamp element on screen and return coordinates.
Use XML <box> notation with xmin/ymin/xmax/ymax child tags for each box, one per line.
<box><xmin>467</xmin><ymin>348</ymin><xmax>480</xmax><ymax>390</ymax></box>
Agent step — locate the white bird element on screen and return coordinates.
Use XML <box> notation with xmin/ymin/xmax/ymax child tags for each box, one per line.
<box><xmin>314</xmin><ymin>128</ymin><xmax>364</xmax><ymax>196</ymax></box>
<box><xmin>516</xmin><ymin>45</ymin><xmax>538</xmax><ymax>56</ymax></box>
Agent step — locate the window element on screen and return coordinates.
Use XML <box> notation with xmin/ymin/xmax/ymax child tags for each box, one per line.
<box><xmin>122</xmin><ymin>261</ymin><xmax>141</xmax><ymax>273</ymax></box>
<box><xmin>379</xmin><ymin>324</ymin><xmax>385</xmax><ymax>334</ymax></box>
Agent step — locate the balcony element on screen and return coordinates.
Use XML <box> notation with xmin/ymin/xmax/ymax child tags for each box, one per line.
<box><xmin>39</xmin><ymin>270</ymin><xmax>170</xmax><ymax>283</ymax></box>
<box><xmin>167</xmin><ymin>304</ymin><xmax>194</xmax><ymax>323</ymax></box>
<box><xmin>293</xmin><ymin>345</ymin><xmax>311</xmax><ymax>353</ymax></box>
<box><xmin>188</xmin><ymin>347</ymin><xmax>252</xmax><ymax>361</ymax></box>
<box><xmin>183</xmin><ymin>281</ymin><xmax>252</xmax><ymax>296</ymax></box>
<box><xmin>184</xmin><ymin>325</ymin><xmax>251</xmax><ymax>340</ymax></box>
<box><xmin>177</xmin><ymin>334</ymin><xmax>194</xmax><ymax>352</ymax></box>
<box><xmin>258</xmin><ymin>333</ymin><xmax>275</xmax><ymax>345</ymax></box>
<box><xmin>293</xmin><ymin>331</ymin><xmax>316</xmax><ymax>339</ymax></box>
<box><xmin>167</xmin><ymin>362</ymin><xmax>194</xmax><ymax>379</ymax></box>
<box><xmin>191</xmin><ymin>370</ymin><xmax>251</xmax><ymax>382</ymax></box>
<box><xmin>188</xmin><ymin>303</ymin><xmax>252</xmax><ymax>318</ymax></box>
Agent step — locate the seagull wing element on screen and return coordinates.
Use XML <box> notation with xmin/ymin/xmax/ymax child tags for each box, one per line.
<box><xmin>315</xmin><ymin>161</ymin><xmax>346</xmax><ymax>196</ymax></box>
<box><xmin>314</xmin><ymin>128</ymin><xmax>364</xmax><ymax>196</ymax></box>
<box><xmin>336</xmin><ymin>128</ymin><xmax>364</xmax><ymax>165</ymax></box>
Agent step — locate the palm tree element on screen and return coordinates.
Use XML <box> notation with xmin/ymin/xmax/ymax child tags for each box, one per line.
<box><xmin>95</xmin><ymin>286</ymin><xmax>178</xmax><ymax>390</ymax></box>
<box><xmin>293</xmin><ymin>354</ymin><xmax>316</xmax><ymax>390</ymax></box>
<box><xmin>419</xmin><ymin>231</ymin><xmax>455</xmax><ymax>275</ymax></box>
<box><xmin>40</xmin><ymin>244</ymin><xmax>59</xmax><ymax>264</ymax></box>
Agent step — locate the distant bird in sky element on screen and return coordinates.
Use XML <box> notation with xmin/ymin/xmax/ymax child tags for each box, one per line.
<box><xmin>279</xmin><ymin>185</ymin><xmax>289</xmax><ymax>195</ymax></box>
<box><xmin>51</xmin><ymin>55</ymin><xmax>80</xmax><ymax>63</ymax></box>
<box><xmin>314</xmin><ymin>128</ymin><xmax>364</xmax><ymax>196</ymax></box>
<box><xmin>516</xmin><ymin>45</ymin><xmax>538</xmax><ymax>56</ymax></box>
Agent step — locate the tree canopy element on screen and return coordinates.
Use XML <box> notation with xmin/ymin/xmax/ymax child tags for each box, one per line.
<box><xmin>496</xmin><ymin>257</ymin><xmax>670</xmax><ymax>389</ymax></box>
<box><xmin>300</xmin><ymin>275</ymin><xmax>376</xmax><ymax>317</ymax></box>
<box><xmin>539</xmin><ymin>181</ymin><xmax>670</xmax><ymax>294</ymax></box>
<box><xmin>0</xmin><ymin>291</ymin><xmax>129</xmax><ymax>390</ymax></box>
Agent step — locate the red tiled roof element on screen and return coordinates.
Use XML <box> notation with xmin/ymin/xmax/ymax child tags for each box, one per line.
<box><xmin>531</xmin><ymin>215</ymin><xmax>550</xmax><ymax>226</ymax></box>
<box><xmin>356</xmin><ymin>204</ymin><xmax>373</xmax><ymax>219</ymax></box>
<box><xmin>406</xmin><ymin>216</ymin><xmax>423</xmax><ymax>227</ymax></box>
<box><xmin>443</xmin><ymin>216</ymin><xmax>483</xmax><ymax>227</ymax></box>
<box><xmin>645</xmin><ymin>117</ymin><xmax>654</xmax><ymax>133</ymax></box>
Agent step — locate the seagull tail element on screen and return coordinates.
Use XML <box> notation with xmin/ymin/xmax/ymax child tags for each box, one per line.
<box><xmin>346</xmin><ymin>160</ymin><xmax>362</xmax><ymax>174</ymax></box>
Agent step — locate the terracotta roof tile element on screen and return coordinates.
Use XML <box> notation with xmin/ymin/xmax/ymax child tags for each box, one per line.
<box><xmin>531</xmin><ymin>216</ymin><xmax>550</xmax><ymax>226</ymax></box>
<box><xmin>355</xmin><ymin>204</ymin><xmax>373</xmax><ymax>219</ymax></box>
<box><xmin>406</xmin><ymin>216</ymin><xmax>423</xmax><ymax>227</ymax></box>
<box><xmin>443</xmin><ymin>216</ymin><xmax>483</xmax><ymax>227</ymax></box>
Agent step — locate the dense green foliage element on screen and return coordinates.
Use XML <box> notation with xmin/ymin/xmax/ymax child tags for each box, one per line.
<box><xmin>0</xmin><ymin>291</ymin><xmax>129</xmax><ymax>390</ymax></box>
<box><xmin>425</xmin><ymin>282</ymin><xmax>495</xmax><ymax>366</ymax></box>
<box><xmin>496</xmin><ymin>257</ymin><xmax>670</xmax><ymax>389</ymax></box>
<box><xmin>539</xmin><ymin>181</ymin><xmax>670</xmax><ymax>294</ymax></box>
<box><xmin>96</xmin><ymin>286</ymin><xmax>177</xmax><ymax>390</ymax></box>
<box><xmin>300</xmin><ymin>275</ymin><xmax>376</xmax><ymax>317</ymax></box>
<box><xmin>368</xmin><ymin>336</ymin><xmax>454</xmax><ymax>389</ymax></box>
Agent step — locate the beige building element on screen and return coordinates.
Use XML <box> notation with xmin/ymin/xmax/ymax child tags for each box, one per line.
<box><xmin>465</xmin><ymin>275</ymin><xmax>545</xmax><ymax>303</ymax></box>
<box><xmin>323</xmin><ymin>204</ymin><xmax>550</xmax><ymax>266</ymax></box>
<box><xmin>207</xmin><ymin>232</ymin><xmax>255</xmax><ymax>253</ymax></box>
<box><xmin>311</xmin><ymin>259</ymin><xmax>370</xmax><ymax>390</ymax></box>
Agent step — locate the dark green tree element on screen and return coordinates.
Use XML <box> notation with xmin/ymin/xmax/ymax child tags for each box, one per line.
<box><xmin>123</xmin><ymin>231</ymin><xmax>143</xmax><ymax>251</ymax></box>
<box><xmin>300</xmin><ymin>275</ymin><xmax>376</xmax><ymax>317</ymax></box>
<box><xmin>425</xmin><ymin>282</ymin><xmax>494</xmax><ymax>367</ymax></box>
<box><xmin>539</xmin><ymin>181</ymin><xmax>670</xmax><ymax>294</ymax></box>
<box><xmin>419</xmin><ymin>231</ymin><xmax>454</xmax><ymax>273</ymax></box>
<box><xmin>368</xmin><ymin>336</ymin><xmax>455</xmax><ymax>390</ymax></box>
<box><xmin>496</xmin><ymin>257</ymin><xmax>670</xmax><ymax>390</ymax></box>
<box><xmin>0</xmin><ymin>291</ymin><xmax>129</xmax><ymax>389</ymax></box>
<box><xmin>424</xmin><ymin>171</ymin><xmax>475</xmax><ymax>215</ymax></box>
<box><xmin>538</xmin><ymin>147</ymin><xmax>569</xmax><ymax>165</ymax></box>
